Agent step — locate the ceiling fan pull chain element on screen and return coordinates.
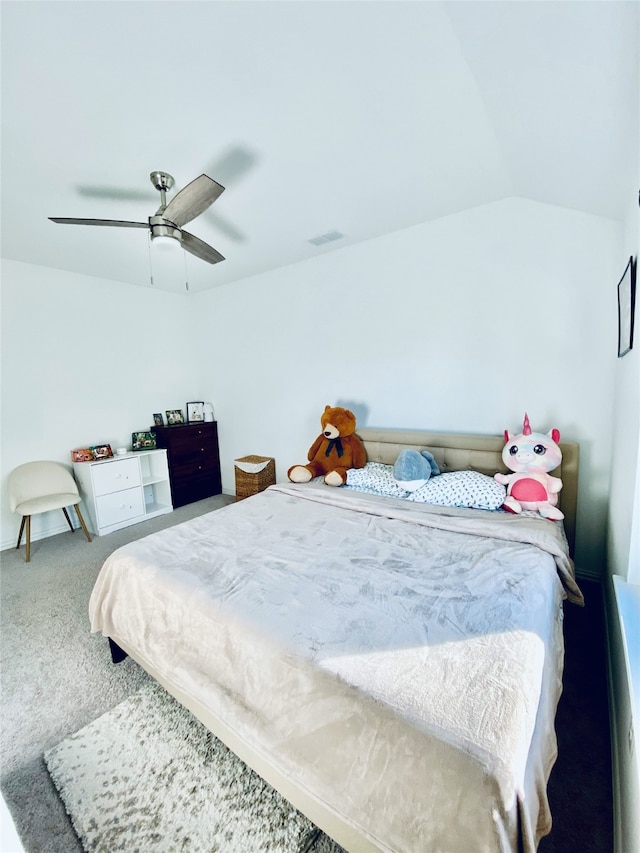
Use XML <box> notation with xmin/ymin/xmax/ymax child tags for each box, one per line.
<box><xmin>183</xmin><ymin>248</ymin><xmax>189</xmax><ymax>292</ymax></box>
<box><xmin>147</xmin><ymin>232</ymin><xmax>155</xmax><ymax>286</ymax></box>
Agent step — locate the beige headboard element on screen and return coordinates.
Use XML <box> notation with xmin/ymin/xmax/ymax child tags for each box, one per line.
<box><xmin>358</xmin><ymin>427</ymin><xmax>580</xmax><ymax>557</ymax></box>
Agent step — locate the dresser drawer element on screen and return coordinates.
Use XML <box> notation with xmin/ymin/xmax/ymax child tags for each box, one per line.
<box><xmin>96</xmin><ymin>486</ymin><xmax>145</xmax><ymax>528</ymax></box>
<box><xmin>171</xmin><ymin>472</ymin><xmax>221</xmax><ymax>508</ymax></box>
<box><xmin>92</xmin><ymin>458</ymin><xmax>141</xmax><ymax>496</ymax></box>
<box><xmin>167</xmin><ymin>429</ymin><xmax>217</xmax><ymax>457</ymax></box>
<box><xmin>172</xmin><ymin>454</ymin><xmax>219</xmax><ymax>477</ymax></box>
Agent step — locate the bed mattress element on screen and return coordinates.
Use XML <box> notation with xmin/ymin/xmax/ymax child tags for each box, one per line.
<box><xmin>89</xmin><ymin>481</ymin><xmax>581</xmax><ymax>853</ymax></box>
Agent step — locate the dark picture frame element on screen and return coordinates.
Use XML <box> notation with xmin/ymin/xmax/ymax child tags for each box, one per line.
<box><xmin>166</xmin><ymin>409</ymin><xmax>185</xmax><ymax>426</ymax></box>
<box><xmin>153</xmin><ymin>413</ymin><xmax>164</xmax><ymax>427</ymax></box>
<box><xmin>132</xmin><ymin>431</ymin><xmax>157</xmax><ymax>451</ymax></box>
<box><xmin>187</xmin><ymin>401</ymin><xmax>205</xmax><ymax>423</ymax></box>
<box><xmin>617</xmin><ymin>256</ymin><xmax>637</xmax><ymax>358</ymax></box>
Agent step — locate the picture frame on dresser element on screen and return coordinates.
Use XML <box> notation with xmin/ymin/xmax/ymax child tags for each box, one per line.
<box><xmin>187</xmin><ymin>401</ymin><xmax>205</xmax><ymax>423</ymax></box>
<box><xmin>166</xmin><ymin>409</ymin><xmax>185</xmax><ymax>426</ymax></box>
<box><xmin>132</xmin><ymin>431</ymin><xmax>157</xmax><ymax>451</ymax></box>
<box><xmin>90</xmin><ymin>444</ymin><xmax>113</xmax><ymax>459</ymax></box>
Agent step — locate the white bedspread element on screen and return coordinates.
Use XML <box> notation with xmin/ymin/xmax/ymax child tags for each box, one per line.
<box><xmin>89</xmin><ymin>482</ymin><xmax>581</xmax><ymax>853</ymax></box>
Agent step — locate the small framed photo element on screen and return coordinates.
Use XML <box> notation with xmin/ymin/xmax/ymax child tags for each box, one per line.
<box><xmin>132</xmin><ymin>431</ymin><xmax>157</xmax><ymax>451</ymax></box>
<box><xmin>90</xmin><ymin>444</ymin><xmax>113</xmax><ymax>460</ymax></box>
<box><xmin>152</xmin><ymin>413</ymin><xmax>164</xmax><ymax>427</ymax></box>
<box><xmin>617</xmin><ymin>256</ymin><xmax>637</xmax><ymax>358</ymax></box>
<box><xmin>187</xmin><ymin>401</ymin><xmax>205</xmax><ymax>423</ymax></box>
<box><xmin>71</xmin><ymin>448</ymin><xmax>94</xmax><ymax>463</ymax></box>
<box><xmin>166</xmin><ymin>409</ymin><xmax>185</xmax><ymax>426</ymax></box>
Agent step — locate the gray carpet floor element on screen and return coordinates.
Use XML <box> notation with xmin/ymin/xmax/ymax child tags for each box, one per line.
<box><xmin>0</xmin><ymin>495</ymin><xmax>234</xmax><ymax>853</ymax></box>
<box><xmin>1</xmin><ymin>496</ymin><xmax>613</xmax><ymax>853</ymax></box>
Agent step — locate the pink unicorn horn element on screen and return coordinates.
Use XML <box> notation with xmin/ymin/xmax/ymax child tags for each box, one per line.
<box><xmin>523</xmin><ymin>413</ymin><xmax>531</xmax><ymax>435</ymax></box>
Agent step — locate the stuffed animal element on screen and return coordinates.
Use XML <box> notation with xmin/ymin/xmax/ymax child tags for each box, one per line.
<box><xmin>494</xmin><ymin>413</ymin><xmax>564</xmax><ymax>520</ymax></box>
<box><xmin>288</xmin><ymin>405</ymin><xmax>367</xmax><ymax>487</ymax></box>
<box><xmin>393</xmin><ymin>449</ymin><xmax>440</xmax><ymax>492</ymax></box>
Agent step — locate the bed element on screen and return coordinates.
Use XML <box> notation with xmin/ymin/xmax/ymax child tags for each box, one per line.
<box><xmin>89</xmin><ymin>427</ymin><xmax>583</xmax><ymax>853</ymax></box>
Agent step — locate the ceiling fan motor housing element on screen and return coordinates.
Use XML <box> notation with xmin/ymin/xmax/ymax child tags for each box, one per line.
<box><xmin>149</xmin><ymin>214</ymin><xmax>182</xmax><ymax>243</ymax></box>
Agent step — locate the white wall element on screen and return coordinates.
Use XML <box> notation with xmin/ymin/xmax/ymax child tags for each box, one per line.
<box><xmin>1</xmin><ymin>198</ymin><xmax>622</xmax><ymax>577</ymax></box>
<box><xmin>192</xmin><ymin>198</ymin><xmax>620</xmax><ymax>577</ymax></box>
<box><xmin>608</xmin><ymin>198</ymin><xmax>640</xmax><ymax>585</ymax></box>
<box><xmin>0</xmin><ymin>260</ymin><xmax>198</xmax><ymax>547</ymax></box>
<box><xmin>605</xmin><ymin>187</ymin><xmax>640</xmax><ymax>853</ymax></box>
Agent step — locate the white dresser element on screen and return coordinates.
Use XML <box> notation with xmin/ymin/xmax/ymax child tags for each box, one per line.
<box><xmin>73</xmin><ymin>450</ymin><xmax>172</xmax><ymax>536</ymax></box>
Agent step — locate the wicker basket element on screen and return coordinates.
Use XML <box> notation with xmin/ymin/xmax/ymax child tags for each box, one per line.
<box><xmin>234</xmin><ymin>455</ymin><xmax>276</xmax><ymax>501</ymax></box>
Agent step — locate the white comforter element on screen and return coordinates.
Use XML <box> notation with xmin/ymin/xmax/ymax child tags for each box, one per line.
<box><xmin>89</xmin><ymin>482</ymin><xmax>581</xmax><ymax>853</ymax></box>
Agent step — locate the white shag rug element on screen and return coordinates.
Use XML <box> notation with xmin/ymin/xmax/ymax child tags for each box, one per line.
<box><xmin>44</xmin><ymin>682</ymin><xmax>343</xmax><ymax>853</ymax></box>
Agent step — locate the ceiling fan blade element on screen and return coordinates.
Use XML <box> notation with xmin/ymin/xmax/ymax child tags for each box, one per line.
<box><xmin>181</xmin><ymin>230</ymin><xmax>225</xmax><ymax>265</ymax></box>
<box><xmin>162</xmin><ymin>175</ymin><xmax>224</xmax><ymax>229</ymax></box>
<box><xmin>49</xmin><ymin>217</ymin><xmax>149</xmax><ymax>228</ymax></box>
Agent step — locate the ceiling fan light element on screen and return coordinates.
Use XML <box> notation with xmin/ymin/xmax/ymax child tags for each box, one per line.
<box><xmin>152</xmin><ymin>234</ymin><xmax>180</xmax><ymax>249</ymax></box>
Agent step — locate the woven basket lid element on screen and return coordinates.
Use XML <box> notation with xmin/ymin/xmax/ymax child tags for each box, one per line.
<box><xmin>234</xmin><ymin>456</ymin><xmax>272</xmax><ymax>474</ymax></box>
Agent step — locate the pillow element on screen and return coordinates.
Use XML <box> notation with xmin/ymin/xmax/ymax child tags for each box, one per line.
<box><xmin>345</xmin><ymin>462</ymin><xmax>408</xmax><ymax>498</ymax></box>
<box><xmin>345</xmin><ymin>462</ymin><xmax>506</xmax><ymax>510</ymax></box>
<box><xmin>407</xmin><ymin>469</ymin><xmax>506</xmax><ymax>510</ymax></box>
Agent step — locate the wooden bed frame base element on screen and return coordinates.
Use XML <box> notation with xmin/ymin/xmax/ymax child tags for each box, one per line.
<box><xmin>108</xmin><ymin>635</ymin><xmax>384</xmax><ymax>853</ymax></box>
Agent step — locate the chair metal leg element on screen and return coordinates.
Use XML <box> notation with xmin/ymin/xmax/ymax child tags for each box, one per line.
<box><xmin>16</xmin><ymin>516</ymin><xmax>26</xmax><ymax>550</ymax></box>
<box><xmin>25</xmin><ymin>516</ymin><xmax>31</xmax><ymax>562</ymax></box>
<box><xmin>62</xmin><ymin>507</ymin><xmax>75</xmax><ymax>532</ymax></box>
<box><xmin>74</xmin><ymin>504</ymin><xmax>92</xmax><ymax>542</ymax></box>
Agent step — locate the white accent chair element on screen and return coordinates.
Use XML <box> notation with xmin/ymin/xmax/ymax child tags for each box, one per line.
<box><xmin>8</xmin><ymin>461</ymin><xmax>92</xmax><ymax>562</ymax></box>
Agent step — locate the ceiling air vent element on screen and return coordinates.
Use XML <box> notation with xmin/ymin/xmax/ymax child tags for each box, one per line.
<box><xmin>308</xmin><ymin>230</ymin><xmax>345</xmax><ymax>246</ymax></box>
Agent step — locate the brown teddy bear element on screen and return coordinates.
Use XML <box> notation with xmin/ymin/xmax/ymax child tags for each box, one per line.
<box><xmin>288</xmin><ymin>405</ymin><xmax>367</xmax><ymax>486</ymax></box>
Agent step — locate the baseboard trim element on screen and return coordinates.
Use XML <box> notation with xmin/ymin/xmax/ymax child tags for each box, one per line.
<box><xmin>1</xmin><ymin>518</ymin><xmax>76</xmax><ymax>553</ymax></box>
<box><xmin>576</xmin><ymin>565</ymin><xmax>604</xmax><ymax>581</ymax></box>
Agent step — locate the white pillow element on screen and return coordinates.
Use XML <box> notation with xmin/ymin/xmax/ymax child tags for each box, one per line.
<box><xmin>345</xmin><ymin>462</ymin><xmax>506</xmax><ymax>510</ymax></box>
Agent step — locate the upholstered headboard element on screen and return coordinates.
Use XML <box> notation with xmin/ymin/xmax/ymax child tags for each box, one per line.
<box><xmin>357</xmin><ymin>427</ymin><xmax>579</xmax><ymax>557</ymax></box>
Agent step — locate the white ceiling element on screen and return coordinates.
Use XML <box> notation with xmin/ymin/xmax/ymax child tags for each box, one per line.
<box><xmin>1</xmin><ymin>1</ymin><xmax>638</xmax><ymax>295</ymax></box>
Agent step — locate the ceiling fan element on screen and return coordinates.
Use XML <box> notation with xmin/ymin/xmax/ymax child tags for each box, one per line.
<box><xmin>49</xmin><ymin>171</ymin><xmax>226</xmax><ymax>265</ymax></box>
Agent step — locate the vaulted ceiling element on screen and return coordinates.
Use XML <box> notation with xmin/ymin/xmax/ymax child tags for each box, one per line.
<box><xmin>1</xmin><ymin>1</ymin><xmax>638</xmax><ymax>294</ymax></box>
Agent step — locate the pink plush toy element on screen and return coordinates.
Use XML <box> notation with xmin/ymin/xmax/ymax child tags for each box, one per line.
<box><xmin>494</xmin><ymin>413</ymin><xmax>564</xmax><ymax>520</ymax></box>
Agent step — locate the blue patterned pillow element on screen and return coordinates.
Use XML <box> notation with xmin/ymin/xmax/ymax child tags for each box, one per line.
<box><xmin>345</xmin><ymin>463</ymin><xmax>505</xmax><ymax>510</ymax></box>
<box><xmin>345</xmin><ymin>462</ymin><xmax>408</xmax><ymax>498</ymax></box>
<box><xmin>407</xmin><ymin>470</ymin><xmax>506</xmax><ymax>509</ymax></box>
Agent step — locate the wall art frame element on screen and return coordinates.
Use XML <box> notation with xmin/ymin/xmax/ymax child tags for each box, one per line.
<box><xmin>617</xmin><ymin>255</ymin><xmax>637</xmax><ymax>358</ymax></box>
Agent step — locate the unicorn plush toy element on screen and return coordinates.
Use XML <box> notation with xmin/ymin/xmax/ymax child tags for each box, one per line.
<box><xmin>494</xmin><ymin>413</ymin><xmax>564</xmax><ymax>520</ymax></box>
